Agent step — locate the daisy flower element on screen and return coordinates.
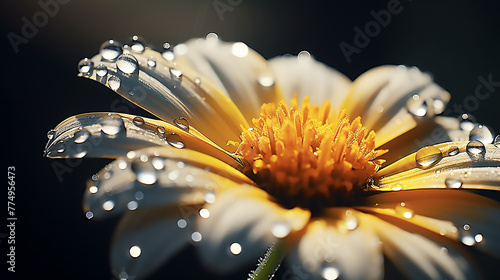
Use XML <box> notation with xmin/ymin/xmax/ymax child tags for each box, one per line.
<box><xmin>44</xmin><ymin>34</ymin><xmax>500</xmax><ymax>280</ymax></box>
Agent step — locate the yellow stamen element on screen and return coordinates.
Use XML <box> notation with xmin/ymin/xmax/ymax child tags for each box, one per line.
<box><xmin>236</xmin><ymin>95</ymin><xmax>386</xmax><ymax>208</ymax></box>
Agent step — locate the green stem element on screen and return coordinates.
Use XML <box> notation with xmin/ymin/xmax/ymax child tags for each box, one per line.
<box><xmin>248</xmin><ymin>242</ymin><xmax>284</xmax><ymax>280</ymax></box>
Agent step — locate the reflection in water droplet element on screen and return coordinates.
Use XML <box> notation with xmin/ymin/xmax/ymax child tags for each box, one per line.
<box><xmin>108</xmin><ymin>75</ymin><xmax>121</xmax><ymax>90</ymax></box>
<box><xmin>129</xmin><ymin>245</ymin><xmax>141</xmax><ymax>258</ymax></box>
<box><xmin>322</xmin><ymin>266</ymin><xmax>340</xmax><ymax>280</ymax></box>
<box><xmin>133</xmin><ymin>116</ymin><xmax>145</xmax><ymax>126</ymax></box>
<box><xmin>448</xmin><ymin>146</ymin><xmax>460</xmax><ymax>156</ymax></box>
<box><xmin>232</xmin><ymin>42</ymin><xmax>249</xmax><ymax>58</ymax></box>
<box><xmin>191</xmin><ymin>231</ymin><xmax>202</xmax><ymax>242</ymax></box>
<box><xmin>85</xmin><ymin>211</ymin><xmax>94</xmax><ymax>219</ymax></box>
<box><xmin>166</xmin><ymin>133</ymin><xmax>185</xmax><ymax>148</ymax></box>
<box><xmin>469</xmin><ymin>124</ymin><xmax>494</xmax><ymax>143</ymax></box>
<box><xmin>78</xmin><ymin>58</ymin><xmax>93</xmax><ymax>75</ymax></box>
<box><xmin>173</xmin><ymin>117</ymin><xmax>189</xmax><ymax>131</ymax></box>
<box><xmin>100</xmin><ymin>115</ymin><xmax>124</xmax><ymax>136</ymax></box>
<box><xmin>445</xmin><ymin>178</ymin><xmax>463</xmax><ymax>189</ymax></box>
<box><xmin>271</xmin><ymin>222</ymin><xmax>291</xmax><ymax>238</ymax></box>
<box><xmin>131</xmin><ymin>158</ymin><xmax>158</xmax><ymax>185</ymax></box>
<box><xmin>466</xmin><ymin>140</ymin><xmax>486</xmax><ymax>156</ymax></box>
<box><xmin>415</xmin><ymin>146</ymin><xmax>443</xmax><ymax>168</ymax></box>
<box><xmin>100</xmin><ymin>39</ymin><xmax>122</xmax><ymax>61</ymax></box>
<box><xmin>230</xmin><ymin>243</ymin><xmax>242</xmax><ymax>255</ymax></box>
<box><xmin>102</xmin><ymin>200</ymin><xmax>115</xmax><ymax>211</ymax></box>
<box><xmin>74</xmin><ymin>129</ymin><xmax>90</xmax><ymax>144</ymax></box>
<box><xmin>407</xmin><ymin>94</ymin><xmax>428</xmax><ymax>117</ymax></box>
<box><xmin>95</xmin><ymin>64</ymin><xmax>108</xmax><ymax>77</ymax></box>
<box><xmin>116</xmin><ymin>54</ymin><xmax>139</xmax><ymax>74</ymax></box>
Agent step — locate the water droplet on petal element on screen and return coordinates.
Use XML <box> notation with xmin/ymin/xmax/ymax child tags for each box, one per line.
<box><xmin>469</xmin><ymin>124</ymin><xmax>494</xmax><ymax>143</ymax></box>
<box><xmin>271</xmin><ymin>222</ymin><xmax>291</xmax><ymax>238</ymax></box>
<box><xmin>395</xmin><ymin>205</ymin><xmax>414</xmax><ymax>218</ymax></box>
<box><xmin>321</xmin><ymin>265</ymin><xmax>340</xmax><ymax>280</ymax></box>
<box><xmin>415</xmin><ymin>146</ymin><xmax>443</xmax><ymax>168</ymax></box>
<box><xmin>257</xmin><ymin>75</ymin><xmax>275</xmax><ymax>87</ymax></box>
<box><xmin>459</xmin><ymin>113</ymin><xmax>476</xmax><ymax>132</ymax></box>
<box><xmin>407</xmin><ymin>94</ymin><xmax>428</xmax><ymax>117</ymax></box>
<box><xmin>132</xmin><ymin>116</ymin><xmax>145</xmax><ymax>126</ymax></box>
<box><xmin>74</xmin><ymin>129</ymin><xmax>90</xmax><ymax>144</ymax></box>
<box><xmin>156</xmin><ymin>126</ymin><xmax>166</xmax><ymax>134</ymax></box>
<box><xmin>461</xmin><ymin>235</ymin><xmax>475</xmax><ymax>246</ymax></box>
<box><xmin>88</xmin><ymin>185</ymin><xmax>98</xmax><ymax>194</ymax></box>
<box><xmin>102</xmin><ymin>200</ymin><xmax>115</xmax><ymax>211</ymax></box>
<box><xmin>169</xmin><ymin>68</ymin><xmax>183</xmax><ymax>81</ymax></box>
<box><xmin>131</xmin><ymin>158</ymin><xmax>157</xmax><ymax>185</ymax></box>
<box><xmin>95</xmin><ymin>64</ymin><xmax>108</xmax><ymax>77</ymax></box>
<box><xmin>108</xmin><ymin>75</ymin><xmax>121</xmax><ymax>90</ymax></box>
<box><xmin>466</xmin><ymin>140</ymin><xmax>486</xmax><ymax>156</ymax></box>
<box><xmin>100</xmin><ymin>115</ymin><xmax>124</xmax><ymax>136</ymax></box>
<box><xmin>173</xmin><ymin>117</ymin><xmax>189</xmax><ymax>131</ymax></box>
<box><xmin>85</xmin><ymin>211</ymin><xmax>94</xmax><ymax>219</ymax></box>
<box><xmin>166</xmin><ymin>133</ymin><xmax>185</xmax><ymax>148</ymax></box>
<box><xmin>129</xmin><ymin>245</ymin><xmax>141</xmax><ymax>258</ymax></box>
<box><xmin>206</xmin><ymin>32</ymin><xmax>219</xmax><ymax>40</ymax></box>
<box><xmin>447</xmin><ymin>146</ymin><xmax>460</xmax><ymax>156</ymax></box>
<box><xmin>100</xmin><ymin>39</ymin><xmax>122</xmax><ymax>61</ymax></box>
<box><xmin>445</xmin><ymin>178</ymin><xmax>463</xmax><ymax>189</ymax></box>
<box><xmin>229</xmin><ymin>242</ymin><xmax>242</xmax><ymax>255</ymax></box>
<box><xmin>116</xmin><ymin>54</ymin><xmax>139</xmax><ymax>74</ymax></box>
<box><xmin>128</xmin><ymin>35</ymin><xmax>145</xmax><ymax>53</ymax></box>
<box><xmin>494</xmin><ymin>135</ymin><xmax>500</xmax><ymax>147</ymax></box>
<box><xmin>231</xmin><ymin>42</ymin><xmax>249</xmax><ymax>58</ymax></box>
<box><xmin>297</xmin><ymin>50</ymin><xmax>311</xmax><ymax>62</ymax></box>
<box><xmin>162</xmin><ymin>50</ymin><xmax>175</xmax><ymax>61</ymax></box>
<box><xmin>146</xmin><ymin>58</ymin><xmax>156</xmax><ymax>67</ymax></box>
<box><xmin>127</xmin><ymin>200</ymin><xmax>138</xmax><ymax>210</ymax></box>
<box><xmin>78</xmin><ymin>58</ymin><xmax>93</xmax><ymax>75</ymax></box>
<box><xmin>199</xmin><ymin>208</ymin><xmax>210</xmax><ymax>219</ymax></box>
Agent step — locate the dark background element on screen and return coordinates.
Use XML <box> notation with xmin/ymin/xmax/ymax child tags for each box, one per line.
<box><xmin>2</xmin><ymin>0</ymin><xmax>500</xmax><ymax>279</ymax></box>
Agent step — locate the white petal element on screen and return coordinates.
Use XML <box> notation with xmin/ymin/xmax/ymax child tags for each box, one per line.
<box><xmin>110</xmin><ymin>205</ymin><xmax>194</xmax><ymax>279</ymax></box>
<box><xmin>196</xmin><ymin>187</ymin><xmax>310</xmax><ymax>273</ymax></box>
<box><xmin>84</xmin><ymin>147</ymin><xmax>252</xmax><ymax>219</ymax></box>
<box><xmin>268</xmin><ymin>55</ymin><xmax>351</xmax><ymax>109</ymax></box>
<box><xmin>287</xmin><ymin>209</ymin><xmax>383</xmax><ymax>280</ymax></box>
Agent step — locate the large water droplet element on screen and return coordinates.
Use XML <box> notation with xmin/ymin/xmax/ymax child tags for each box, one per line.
<box><xmin>78</xmin><ymin>58</ymin><xmax>93</xmax><ymax>75</ymax></box>
<box><xmin>108</xmin><ymin>75</ymin><xmax>121</xmax><ymax>90</ymax></box>
<box><xmin>128</xmin><ymin>35</ymin><xmax>145</xmax><ymax>53</ymax></box>
<box><xmin>131</xmin><ymin>158</ymin><xmax>158</xmax><ymax>185</ymax></box>
<box><xmin>407</xmin><ymin>94</ymin><xmax>428</xmax><ymax>117</ymax></box>
<box><xmin>127</xmin><ymin>200</ymin><xmax>139</xmax><ymax>211</ymax></box>
<box><xmin>415</xmin><ymin>146</ymin><xmax>443</xmax><ymax>168</ymax></box>
<box><xmin>432</xmin><ymin>98</ymin><xmax>446</xmax><ymax>114</ymax></box>
<box><xmin>100</xmin><ymin>115</ymin><xmax>124</xmax><ymax>136</ymax></box>
<box><xmin>116</xmin><ymin>54</ymin><xmax>139</xmax><ymax>74</ymax></box>
<box><xmin>445</xmin><ymin>178</ymin><xmax>463</xmax><ymax>189</ymax></box>
<box><xmin>173</xmin><ymin>117</ymin><xmax>189</xmax><ymax>131</ymax></box>
<box><xmin>100</xmin><ymin>39</ymin><xmax>122</xmax><ymax>61</ymax></box>
<box><xmin>95</xmin><ymin>64</ymin><xmax>108</xmax><ymax>77</ymax></box>
<box><xmin>469</xmin><ymin>124</ymin><xmax>494</xmax><ymax>143</ymax></box>
<box><xmin>466</xmin><ymin>140</ymin><xmax>486</xmax><ymax>156</ymax></box>
<box><xmin>166</xmin><ymin>133</ymin><xmax>185</xmax><ymax>148</ymax></box>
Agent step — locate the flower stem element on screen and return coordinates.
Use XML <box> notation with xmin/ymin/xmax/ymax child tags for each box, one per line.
<box><xmin>247</xmin><ymin>242</ymin><xmax>284</xmax><ymax>280</ymax></box>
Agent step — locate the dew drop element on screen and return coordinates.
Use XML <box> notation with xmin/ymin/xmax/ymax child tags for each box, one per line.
<box><xmin>271</xmin><ymin>222</ymin><xmax>291</xmax><ymax>238</ymax></box>
<box><xmin>194</xmin><ymin>77</ymin><xmax>202</xmax><ymax>86</ymax></box>
<box><xmin>88</xmin><ymin>185</ymin><xmax>98</xmax><ymax>194</ymax></box>
<box><xmin>415</xmin><ymin>146</ymin><xmax>443</xmax><ymax>168</ymax></box>
<box><xmin>133</xmin><ymin>116</ymin><xmax>145</xmax><ymax>126</ymax></box>
<box><xmin>173</xmin><ymin>117</ymin><xmax>189</xmax><ymax>131</ymax></box>
<box><xmin>162</xmin><ymin>42</ymin><xmax>171</xmax><ymax>50</ymax></box>
<box><xmin>157</xmin><ymin>126</ymin><xmax>166</xmax><ymax>134</ymax></box>
<box><xmin>466</xmin><ymin>140</ymin><xmax>485</xmax><ymax>156</ymax></box>
<box><xmin>100</xmin><ymin>39</ymin><xmax>122</xmax><ymax>61</ymax></box>
<box><xmin>204</xmin><ymin>190</ymin><xmax>216</xmax><ymax>203</ymax></box>
<box><xmin>127</xmin><ymin>200</ymin><xmax>138</xmax><ymax>210</ymax></box>
<box><xmin>177</xmin><ymin>218</ymin><xmax>187</xmax><ymax>229</ymax></box>
<box><xmin>108</xmin><ymin>75</ymin><xmax>121</xmax><ymax>90</ymax></box>
<box><xmin>445</xmin><ymin>178</ymin><xmax>463</xmax><ymax>189</ymax></box>
<box><xmin>116</xmin><ymin>54</ymin><xmax>139</xmax><ymax>74</ymax></box>
<box><xmin>102</xmin><ymin>200</ymin><xmax>115</xmax><ymax>211</ymax></box>
<box><xmin>131</xmin><ymin>158</ymin><xmax>158</xmax><ymax>185</ymax></box>
<box><xmin>206</xmin><ymin>32</ymin><xmax>219</xmax><ymax>40</ymax></box>
<box><xmin>230</xmin><ymin>243</ymin><xmax>242</xmax><ymax>255</ymax></box>
<box><xmin>128</xmin><ymin>35</ymin><xmax>145</xmax><ymax>53</ymax></box>
<box><xmin>257</xmin><ymin>75</ymin><xmax>275</xmax><ymax>87</ymax></box>
<box><xmin>162</xmin><ymin>50</ymin><xmax>175</xmax><ymax>61</ymax></box>
<box><xmin>191</xmin><ymin>231</ymin><xmax>202</xmax><ymax>242</ymax></box>
<box><xmin>321</xmin><ymin>266</ymin><xmax>340</xmax><ymax>280</ymax></box>
<box><xmin>74</xmin><ymin>129</ymin><xmax>90</xmax><ymax>144</ymax></box>
<box><xmin>461</xmin><ymin>235</ymin><xmax>475</xmax><ymax>246</ymax></box>
<box><xmin>85</xmin><ymin>211</ymin><xmax>94</xmax><ymax>219</ymax></box>
<box><xmin>166</xmin><ymin>133</ymin><xmax>185</xmax><ymax>148</ymax></box>
<box><xmin>344</xmin><ymin>211</ymin><xmax>358</xmax><ymax>230</ymax></box>
<box><xmin>100</xmin><ymin>115</ymin><xmax>124</xmax><ymax>136</ymax></box>
<box><xmin>47</xmin><ymin>129</ymin><xmax>56</xmax><ymax>140</ymax></box>
<box><xmin>447</xmin><ymin>146</ymin><xmax>460</xmax><ymax>156</ymax></box>
<box><xmin>146</xmin><ymin>58</ymin><xmax>156</xmax><ymax>67</ymax></box>
<box><xmin>459</xmin><ymin>113</ymin><xmax>476</xmax><ymax>132</ymax></box>
<box><xmin>78</xmin><ymin>58</ymin><xmax>93</xmax><ymax>75</ymax></box>
<box><xmin>55</xmin><ymin>141</ymin><xmax>65</xmax><ymax>153</ymax></box>
<box><xmin>129</xmin><ymin>245</ymin><xmax>141</xmax><ymax>258</ymax></box>
<box><xmin>469</xmin><ymin>124</ymin><xmax>494</xmax><ymax>143</ymax></box>
<box><xmin>232</xmin><ymin>42</ymin><xmax>249</xmax><ymax>58</ymax></box>
<box><xmin>297</xmin><ymin>50</ymin><xmax>311</xmax><ymax>62</ymax></box>
<box><xmin>475</xmin><ymin>234</ymin><xmax>483</xmax><ymax>243</ymax></box>
<box><xmin>169</xmin><ymin>68</ymin><xmax>183</xmax><ymax>81</ymax></box>
<box><xmin>95</xmin><ymin>64</ymin><xmax>108</xmax><ymax>77</ymax></box>
<box><xmin>407</xmin><ymin>94</ymin><xmax>428</xmax><ymax>117</ymax></box>
<box><xmin>199</xmin><ymin>208</ymin><xmax>210</xmax><ymax>219</ymax></box>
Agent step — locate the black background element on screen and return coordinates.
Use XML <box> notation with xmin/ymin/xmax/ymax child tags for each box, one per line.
<box><xmin>2</xmin><ymin>0</ymin><xmax>500</xmax><ymax>279</ymax></box>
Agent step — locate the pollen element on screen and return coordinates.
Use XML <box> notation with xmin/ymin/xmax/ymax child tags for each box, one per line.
<box><xmin>236</xmin><ymin>95</ymin><xmax>386</xmax><ymax>208</ymax></box>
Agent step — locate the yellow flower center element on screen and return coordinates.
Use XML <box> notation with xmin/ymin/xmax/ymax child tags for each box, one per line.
<box><xmin>236</xmin><ymin>96</ymin><xmax>385</xmax><ymax>209</ymax></box>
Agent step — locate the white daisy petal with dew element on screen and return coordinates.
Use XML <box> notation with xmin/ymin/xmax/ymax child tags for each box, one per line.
<box><xmin>45</xmin><ymin>35</ymin><xmax>500</xmax><ymax>280</ymax></box>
